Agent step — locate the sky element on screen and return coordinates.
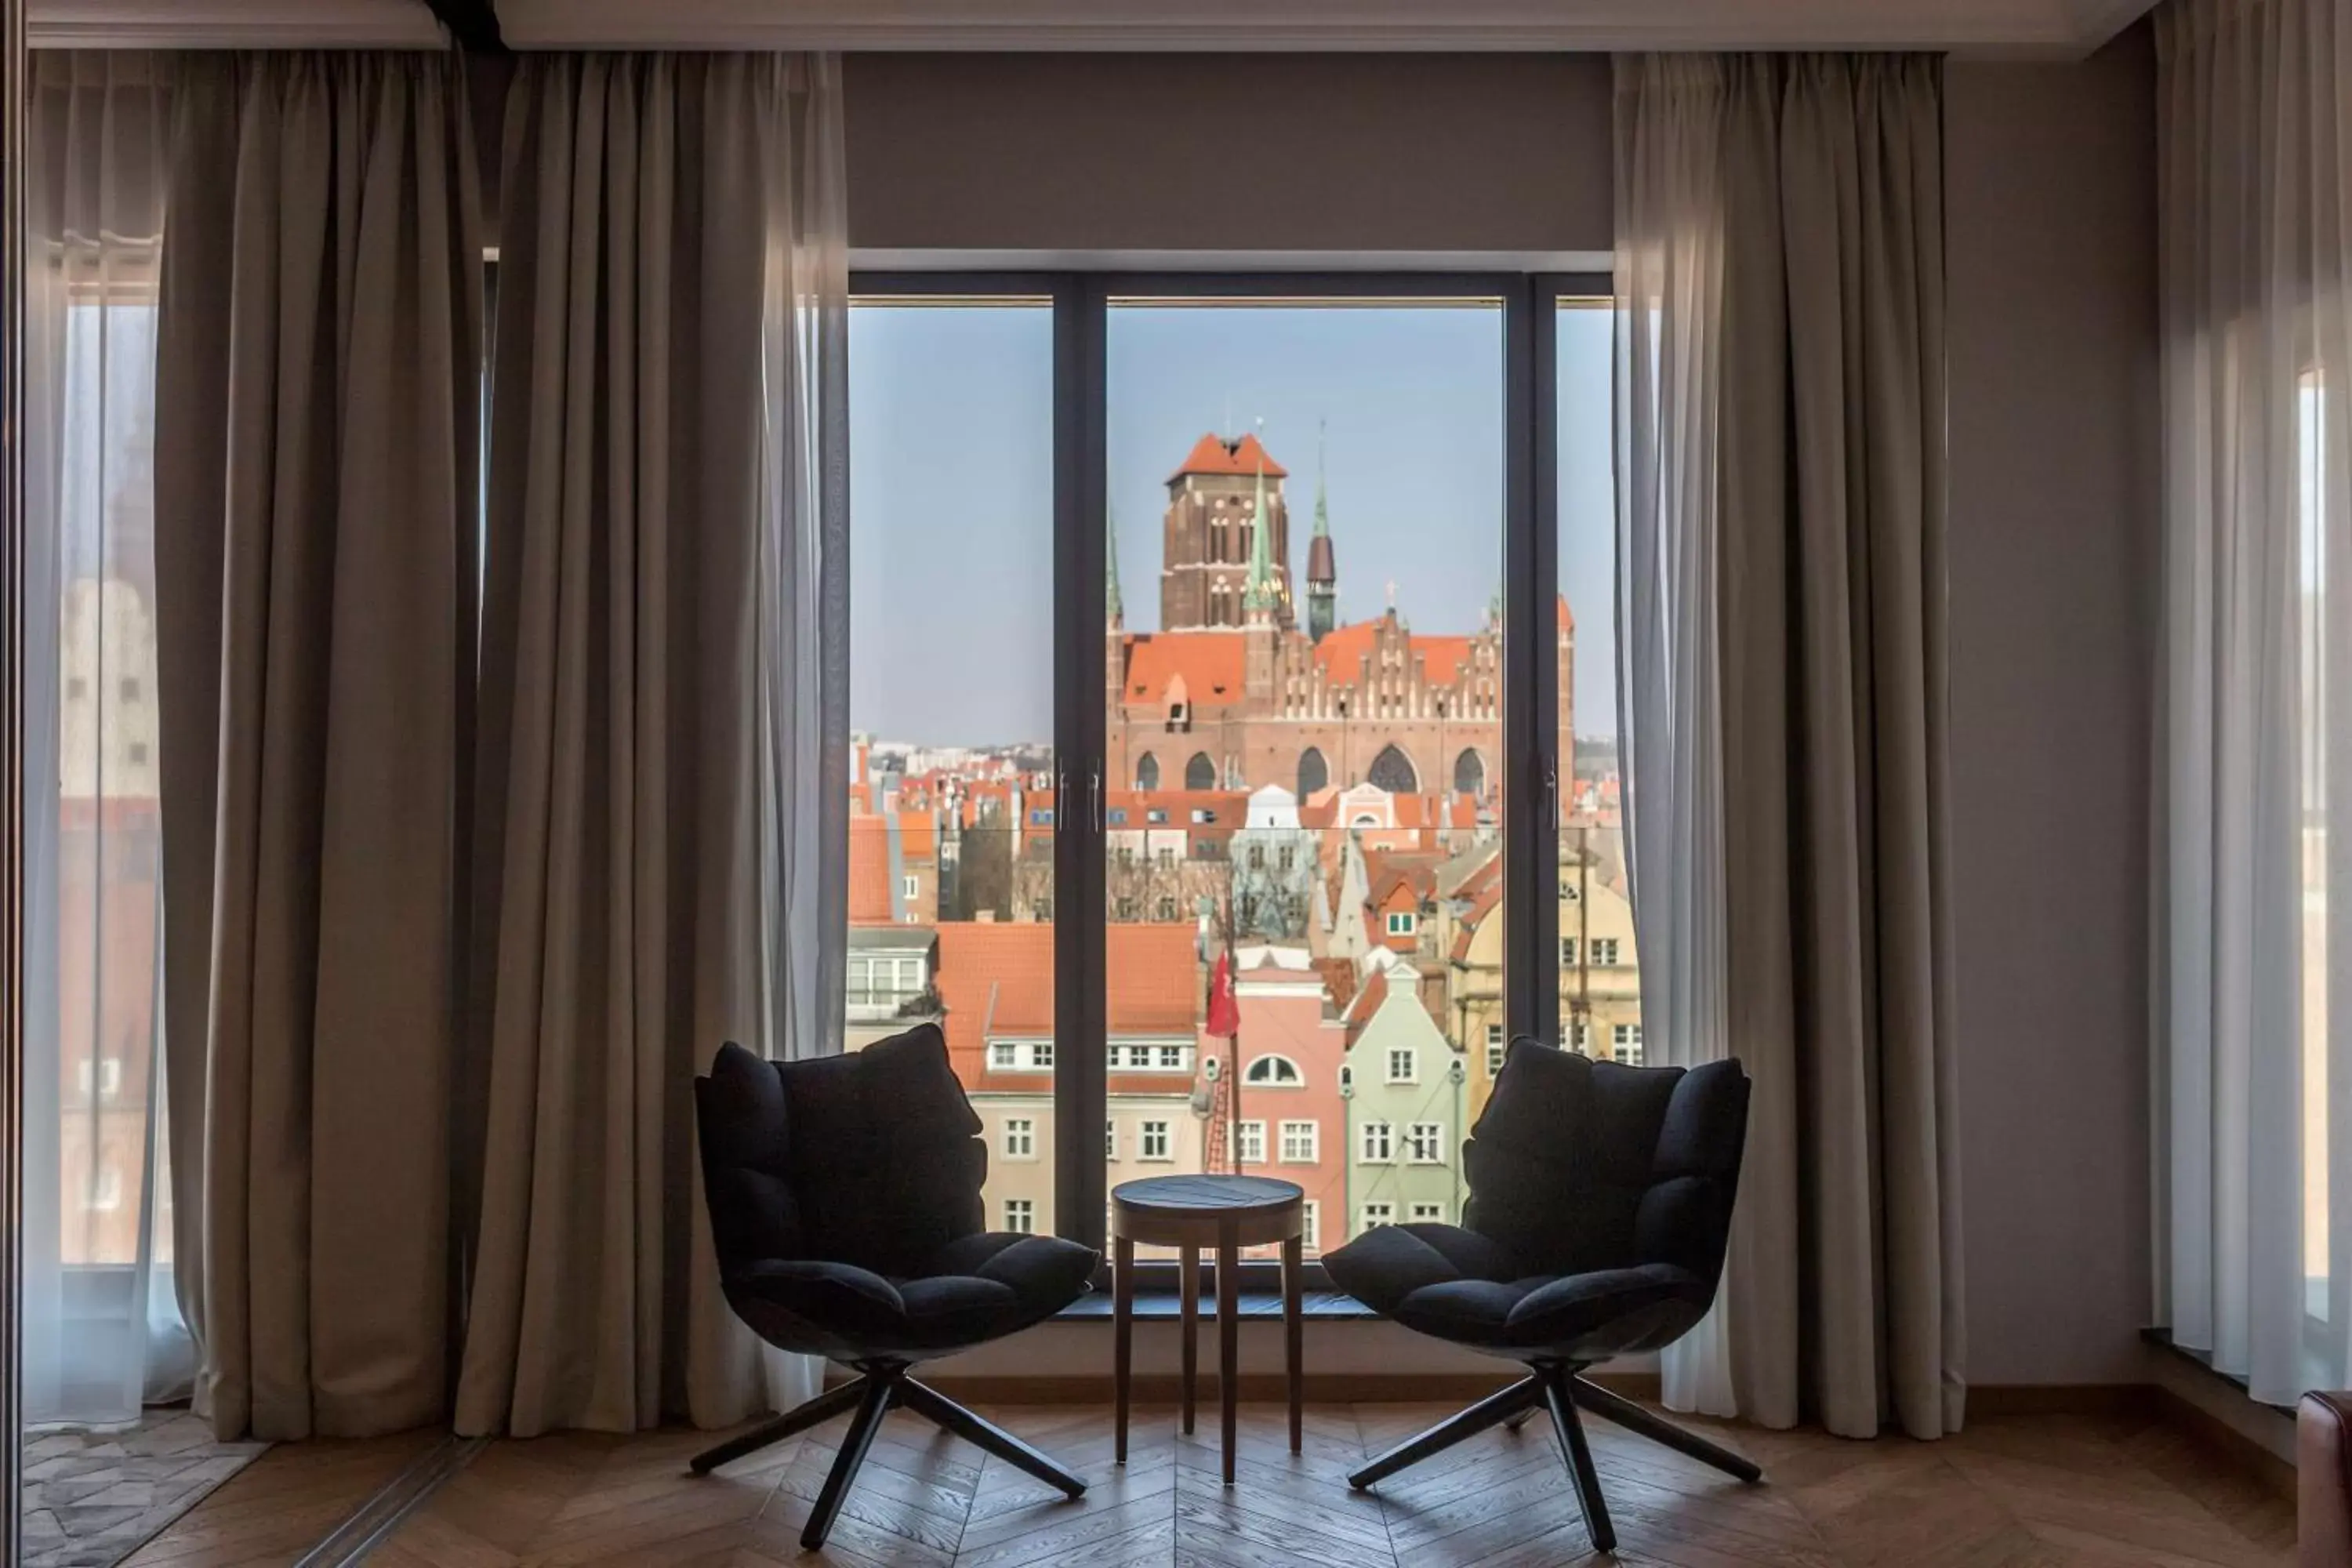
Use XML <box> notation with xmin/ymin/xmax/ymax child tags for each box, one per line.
<box><xmin>848</xmin><ymin>299</ymin><xmax>1618</xmax><ymax>750</ymax></box>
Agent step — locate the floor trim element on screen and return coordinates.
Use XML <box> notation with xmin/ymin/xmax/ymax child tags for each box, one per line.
<box><xmin>290</xmin><ymin>1431</ymin><xmax>488</xmax><ymax>1567</ymax></box>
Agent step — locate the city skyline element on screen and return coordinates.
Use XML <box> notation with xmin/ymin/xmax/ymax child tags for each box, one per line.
<box><xmin>848</xmin><ymin>301</ymin><xmax>1620</xmax><ymax>750</ymax></box>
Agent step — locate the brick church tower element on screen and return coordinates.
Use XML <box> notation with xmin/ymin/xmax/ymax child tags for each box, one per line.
<box><xmin>1159</xmin><ymin>432</ymin><xmax>1293</xmax><ymax>631</ymax></box>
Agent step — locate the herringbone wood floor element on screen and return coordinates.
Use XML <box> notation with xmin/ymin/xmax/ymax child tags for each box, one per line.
<box><xmin>129</xmin><ymin>1396</ymin><xmax>2296</xmax><ymax>1566</ymax></box>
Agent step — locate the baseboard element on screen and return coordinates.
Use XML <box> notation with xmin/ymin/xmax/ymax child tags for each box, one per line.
<box><xmin>1967</xmin><ymin>1383</ymin><xmax>2157</xmax><ymax>1419</ymax></box>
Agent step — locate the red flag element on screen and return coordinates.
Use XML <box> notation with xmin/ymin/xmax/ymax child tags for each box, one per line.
<box><xmin>1205</xmin><ymin>948</ymin><xmax>1241</xmax><ymax>1038</ymax></box>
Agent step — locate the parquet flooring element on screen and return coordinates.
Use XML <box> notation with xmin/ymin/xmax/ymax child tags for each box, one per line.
<box><xmin>132</xmin><ymin>1397</ymin><xmax>2296</xmax><ymax>1566</ymax></box>
<box><xmin>117</xmin><ymin>1427</ymin><xmax>438</xmax><ymax>1568</ymax></box>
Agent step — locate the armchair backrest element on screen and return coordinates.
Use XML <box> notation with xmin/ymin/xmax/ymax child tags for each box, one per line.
<box><xmin>1463</xmin><ymin>1039</ymin><xmax>1749</xmax><ymax>1286</ymax></box>
<box><xmin>695</xmin><ymin>1023</ymin><xmax>988</xmax><ymax>1280</ymax></box>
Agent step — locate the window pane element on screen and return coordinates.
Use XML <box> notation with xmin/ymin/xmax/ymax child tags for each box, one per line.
<box><xmin>1555</xmin><ymin>299</ymin><xmax>1641</xmax><ymax>1085</ymax></box>
<box><xmin>1107</xmin><ymin>298</ymin><xmax>1503</xmax><ymax>1258</ymax></box>
<box><xmin>848</xmin><ymin>299</ymin><xmax>1056</xmax><ymax>1236</ymax></box>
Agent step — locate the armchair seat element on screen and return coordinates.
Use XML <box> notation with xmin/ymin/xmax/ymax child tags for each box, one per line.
<box><xmin>726</xmin><ymin>1232</ymin><xmax>1096</xmax><ymax>1359</ymax></box>
<box><xmin>691</xmin><ymin>1025</ymin><xmax>1095</xmax><ymax>1548</ymax></box>
<box><xmin>1331</xmin><ymin>1222</ymin><xmax>1711</xmax><ymax>1354</ymax></box>
<box><xmin>1322</xmin><ymin>1041</ymin><xmax>1761</xmax><ymax>1555</ymax></box>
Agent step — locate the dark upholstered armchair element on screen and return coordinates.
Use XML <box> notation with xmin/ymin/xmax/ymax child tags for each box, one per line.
<box><xmin>691</xmin><ymin>1025</ymin><xmax>1098</xmax><ymax>1548</ymax></box>
<box><xmin>1324</xmin><ymin>1038</ymin><xmax>1759</xmax><ymax>1553</ymax></box>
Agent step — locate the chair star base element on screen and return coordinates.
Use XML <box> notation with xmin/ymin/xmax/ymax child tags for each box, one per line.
<box><xmin>689</xmin><ymin>1363</ymin><xmax>1086</xmax><ymax>1549</ymax></box>
<box><xmin>1348</xmin><ymin>1364</ymin><xmax>1761</xmax><ymax>1555</ymax></box>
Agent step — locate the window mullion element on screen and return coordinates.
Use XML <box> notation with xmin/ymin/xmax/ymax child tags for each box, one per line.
<box><xmin>1053</xmin><ymin>274</ymin><xmax>1110</xmax><ymax>1258</ymax></box>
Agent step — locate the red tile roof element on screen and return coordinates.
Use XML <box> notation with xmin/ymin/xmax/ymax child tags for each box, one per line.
<box><xmin>1168</xmin><ymin>432</ymin><xmax>1288</xmax><ymax>483</ymax></box>
<box><xmin>1120</xmin><ymin>633</ymin><xmax>1250</xmax><ymax>712</ymax></box>
<box><xmin>935</xmin><ymin>921</ymin><xmax>1200</xmax><ymax>1073</ymax></box>
<box><xmin>1343</xmin><ymin>966</ymin><xmax>1389</xmax><ymax>1033</ymax></box>
<box><xmin>1313</xmin><ymin>957</ymin><xmax>1359</xmax><ymax>1015</ymax></box>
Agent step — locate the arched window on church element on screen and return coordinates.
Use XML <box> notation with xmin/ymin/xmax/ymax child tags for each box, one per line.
<box><xmin>1135</xmin><ymin>753</ymin><xmax>1160</xmax><ymax>791</ymax></box>
<box><xmin>1368</xmin><ymin>744</ymin><xmax>1418</xmax><ymax>794</ymax></box>
<box><xmin>1184</xmin><ymin>752</ymin><xmax>1217</xmax><ymax>791</ymax></box>
<box><xmin>1453</xmin><ymin>748</ymin><xmax>1486</xmax><ymax>800</ymax></box>
<box><xmin>1297</xmin><ymin>747</ymin><xmax>1328</xmax><ymax>800</ymax></box>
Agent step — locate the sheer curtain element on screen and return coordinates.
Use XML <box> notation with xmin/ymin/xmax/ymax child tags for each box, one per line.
<box><xmin>1614</xmin><ymin>53</ymin><xmax>1962</xmax><ymax>1439</ymax></box>
<box><xmin>2154</xmin><ymin>0</ymin><xmax>2352</xmax><ymax>1407</ymax></box>
<box><xmin>22</xmin><ymin>50</ymin><xmax>190</xmax><ymax>1425</ymax></box>
<box><xmin>457</xmin><ymin>53</ymin><xmax>848</xmax><ymax>1437</ymax></box>
<box><xmin>1613</xmin><ymin>55</ymin><xmax>1737</xmax><ymax>1420</ymax></box>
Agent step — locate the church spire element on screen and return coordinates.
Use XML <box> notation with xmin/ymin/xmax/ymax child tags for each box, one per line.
<box><xmin>1107</xmin><ymin>503</ymin><xmax>1123</xmax><ymax>626</ymax></box>
<box><xmin>1243</xmin><ymin>434</ymin><xmax>1281</xmax><ymax>615</ymax></box>
<box><xmin>1306</xmin><ymin>419</ymin><xmax>1338</xmax><ymax>644</ymax></box>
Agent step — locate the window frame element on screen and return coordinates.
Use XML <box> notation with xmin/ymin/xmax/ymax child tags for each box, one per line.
<box><xmin>851</xmin><ymin>269</ymin><xmax>1608</xmax><ymax>1293</ymax></box>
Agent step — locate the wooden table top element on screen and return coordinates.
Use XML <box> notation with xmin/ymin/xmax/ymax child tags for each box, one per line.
<box><xmin>1112</xmin><ymin>1174</ymin><xmax>1304</xmax><ymax>1215</ymax></box>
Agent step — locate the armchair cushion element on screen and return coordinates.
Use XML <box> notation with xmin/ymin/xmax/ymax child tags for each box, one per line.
<box><xmin>1325</xmin><ymin>1222</ymin><xmax>1713</xmax><ymax>1356</ymax></box>
<box><xmin>725</xmin><ymin>1231</ymin><xmax>1097</xmax><ymax>1359</ymax></box>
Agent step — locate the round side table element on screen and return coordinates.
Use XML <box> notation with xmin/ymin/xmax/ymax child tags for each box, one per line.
<box><xmin>1110</xmin><ymin>1174</ymin><xmax>1305</xmax><ymax>1484</ymax></box>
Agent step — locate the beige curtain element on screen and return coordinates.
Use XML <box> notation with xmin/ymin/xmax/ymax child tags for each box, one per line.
<box><xmin>1615</xmin><ymin>53</ymin><xmax>1962</xmax><ymax>1439</ymax></box>
<box><xmin>455</xmin><ymin>52</ymin><xmax>848</xmax><ymax>1439</ymax></box>
<box><xmin>152</xmin><ymin>53</ymin><xmax>484</xmax><ymax>1440</ymax></box>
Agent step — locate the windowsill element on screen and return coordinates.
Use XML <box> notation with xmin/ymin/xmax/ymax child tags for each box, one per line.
<box><xmin>1057</xmin><ymin>1287</ymin><xmax>1380</xmax><ymax>1321</ymax></box>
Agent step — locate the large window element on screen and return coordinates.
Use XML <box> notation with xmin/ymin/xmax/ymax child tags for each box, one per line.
<box><xmin>846</xmin><ymin>294</ymin><xmax>1055</xmax><ymax>1238</ymax></box>
<box><xmin>844</xmin><ymin>274</ymin><xmax>1624</xmax><ymax>1284</ymax></box>
<box><xmin>1106</xmin><ymin>292</ymin><xmax>1504</xmax><ymax>1259</ymax></box>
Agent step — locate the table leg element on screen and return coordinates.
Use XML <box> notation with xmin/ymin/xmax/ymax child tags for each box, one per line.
<box><xmin>1218</xmin><ymin>1223</ymin><xmax>1240</xmax><ymax>1486</ymax></box>
<box><xmin>1114</xmin><ymin>1234</ymin><xmax>1134</xmax><ymax>1465</ymax></box>
<box><xmin>1179</xmin><ymin>1244</ymin><xmax>1199</xmax><ymax>1436</ymax></box>
<box><xmin>1283</xmin><ymin>1232</ymin><xmax>1303</xmax><ymax>1454</ymax></box>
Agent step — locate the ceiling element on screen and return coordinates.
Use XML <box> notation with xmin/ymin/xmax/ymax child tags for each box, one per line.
<box><xmin>31</xmin><ymin>0</ymin><xmax>2163</xmax><ymax>58</ymax></box>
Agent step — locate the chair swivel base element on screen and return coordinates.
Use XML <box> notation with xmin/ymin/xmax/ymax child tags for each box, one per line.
<box><xmin>1347</xmin><ymin>1363</ymin><xmax>1762</xmax><ymax>1555</ymax></box>
<box><xmin>689</xmin><ymin>1362</ymin><xmax>1087</xmax><ymax>1549</ymax></box>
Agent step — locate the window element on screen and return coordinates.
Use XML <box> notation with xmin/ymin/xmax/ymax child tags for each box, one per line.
<box><xmin>1109</xmin><ymin>1042</ymin><xmax>1192</xmax><ymax>1073</ymax></box>
<box><xmin>1613</xmin><ymin>1024</ymin><xmax>1643</xmax><ymax>1065</ymax></box>
<box><xmin>1360</xmin><ymin>1121</ymin><xmax>1393</xmax><ymax>1162</ymax></box>
<box><xmin>845</xmin><ymin>276</ymin><xmax>1599</xmax><ymax>1266</ymax></box>
<box><xmin>1410</xmin><ymin>1202</ymin><xmax>1446</xmax><ymax>1224</ymax></box>
<box><xmin>854</xmin><ymin>294</ymin><xmax>1054</xmax><ymax>1236</ymax></box>
<box><xmin>1386</xmin><ymin>1047</ymin><xmax>1418</xmax><ymax>1084</ymax></box>
<box><xmin>1238</xmin><ymin>1120</ymin><xmax>1266</xmax><ymax>1164</ymax></box>
<box><xmin>1592</xmin><ymin>938</ymin><xmax>1620</xmax><ymax>967</ymax></box>
<box><xmin>1485</xmin><ymin>1025</ymin><xmax>1507</xmax><ymax>1079</ymax></box>
<box><xmin>1279</xmin><ymin>1120</ymin><xmax>1318</xmax><ymax>1163</ymax></box>
<box><xmin>1406</xmin><ymin>1122</ymin><xmax>1445</xmax><ymax>1163</ymax></box>
<box><xmin>77</xmin><ymin>1058</ymin><xmax>122</xmax><ymax>1099</ymax></box>
<box><xmin>1301</xmin><ymin>1200</ymin><xmax>1320</xmax><ymax>1252</ymax></box>
<box><xmin>1361</xmin><ymin>1203</ymin><xmax>1395</xmax><ymax>1230</ymax></box>
<box><xmin>1004</xmin><ymin>1199</ymin><xmax>1035</xmax><ymax>1235</ymax></box>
